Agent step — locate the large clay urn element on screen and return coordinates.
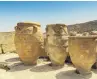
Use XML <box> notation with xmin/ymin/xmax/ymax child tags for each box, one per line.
<box><xmin>69</xmin><ymin>36</ymin><xmax>97</xmax><ymax>74</ymax></box>
<box><xmin>45</xmin><ymin>24</ymin><xmax>68</xmax><ymax>66</ymax></box>
<box><xmin>14</xmin><ymin>22</ymin><xmax>44</xmax><ymax>65</ymax></box>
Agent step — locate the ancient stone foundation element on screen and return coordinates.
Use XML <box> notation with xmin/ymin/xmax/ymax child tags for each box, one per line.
<box><xmin>0</xmin><ymin>32</ymin><xmax>16</xmax><ymax>54</ymax></box>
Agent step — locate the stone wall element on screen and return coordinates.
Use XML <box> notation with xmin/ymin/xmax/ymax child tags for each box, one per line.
<box><xmin>0</xmin><ymin>31</ymin><xmax>16</xmax><ymax>53</ymax></box>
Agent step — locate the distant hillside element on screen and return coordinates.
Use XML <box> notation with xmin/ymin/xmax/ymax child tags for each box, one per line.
<box><xmin>0</xmin><ymin>31</ymin><xmax>16</xmax><ymax>53</ymax></box>
<box><xmin>67</xmin><ymin>20</ymin><xmax>97</xmax><ymax>33</ymax></box>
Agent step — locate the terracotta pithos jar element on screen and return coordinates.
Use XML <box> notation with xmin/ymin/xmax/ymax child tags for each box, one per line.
<box><xmin>69</xmin><ymin>36</ymin><xmax>97</xmax><ymax>74</ymax></box>
<box><xmin>45</xmin><ymin>24</ymin><xmax>68</xmax><ymax>66</ymax></box>
<box><xmin>14</xmin><ymin>22</ymin><xmax>45</xmax><ymax>65</ymax></box>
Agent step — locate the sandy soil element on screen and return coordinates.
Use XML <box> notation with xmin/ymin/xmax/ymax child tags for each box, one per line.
<box><xmin>0</xmin><ymin>53</ymin><xmax>97</xmax><ymax>79</ymax></box>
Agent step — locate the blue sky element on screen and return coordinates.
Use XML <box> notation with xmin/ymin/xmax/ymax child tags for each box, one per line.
<box><xmin>0</xmin><ymin>1</ymin><xmax>97</xmax><ymax>32</ymax></box>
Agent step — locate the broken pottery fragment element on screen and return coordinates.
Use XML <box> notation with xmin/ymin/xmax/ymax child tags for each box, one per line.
<box><xmin>90</xmin><ymin>31</ymin><xmax>97</xmax><ymax>35</ymax></box>
<box><xmin>69</xmin><ymin>36</ymin><xmax>97</xmax><ymax>75</ymax></box>
<box><xmin>14</xmin><ymin>22</ymin><xmax>45</xmax><ymax>65</ymax></box>
<box><xmin>45</xmin><ymin>24</ymin><xmax>68</xmax><ymax>66</ymax></box>
<box><xmin>82</xmin><ymin>32</ymin><xmax>89</xmax><ymax>36</ymax></box>
<box><xmin>69</xmin><ymin>31</ymin><xmax>77</xmax><ymax>36</ymax></box>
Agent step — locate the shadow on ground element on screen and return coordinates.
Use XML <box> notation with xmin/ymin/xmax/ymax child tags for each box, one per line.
<box><xmin>30</xmin><ymin>63</ymin><xmax>63</xmax><ymax>72</ymax></box>
<box><xmin>5</xmin><ymin>57</ymin><xmax>20</xmax><ymax>62</ymax></box>
<box><xmin>5</xmin><ymin>57</ymin><xmax>33</xmax><ymax>72</ymax></box>
<box><xmin>8</xmin><ymin>62</ymin><xmax>35</xmax><ymax>72</ymax></box>
<box><xmin>5</xmin><ymin>57</ymin><xmax>75</xmax><ymax>73</ymax></box>
<box><xmin>91</xmin><ymin>69</ymin><xmax>97</xmax><ymax>74</ymax></box>
<box><xmin>56</xmin><ymin>70</ymin><xmax>92</xmax><ymax>79</ymax></box>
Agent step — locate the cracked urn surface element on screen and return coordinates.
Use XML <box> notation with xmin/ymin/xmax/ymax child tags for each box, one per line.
<box><xmin>69</xmin><ymin>36</ymin><xmax>97</xmax><ymax>74</ymax></box>
<box><xmin>45</xmin><ymin>24</ymin><xmax>68</xmax><ymax>66</ymax></box>
<box><xmin>14</xmin><ymin>22</ymin><xmax>45</xmax><ymax>65</ymax></box>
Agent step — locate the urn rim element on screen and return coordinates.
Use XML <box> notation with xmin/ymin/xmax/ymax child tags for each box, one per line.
<box><xmin>46</xmin><ymin>23</ymin><xmax>66</xmax><ymax>27</ymax></box>
<box><xmin>17</xmin><ymin>22</ymin><xmax>40</xmax><ymax>26</ymax></box>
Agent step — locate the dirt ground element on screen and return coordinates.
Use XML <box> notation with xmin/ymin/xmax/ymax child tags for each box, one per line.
<box><xmin>0</xmin><ymin>53</ymin><xmax>97</xmax><ymax>79</ymax></box>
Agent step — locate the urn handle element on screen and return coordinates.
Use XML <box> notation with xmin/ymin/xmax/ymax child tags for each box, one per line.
<box><xmin>33</xmin><ymin>25</ymin><xmax>37</xmax><ymax>34</ymax></box>
<box><xmin>14</xmin><ymin>26</ymin><xmax>21</xmax><ymax>31</ymax></box>
<box><xmin>14</xmin><ymin>26</ymin><xmax>17</xmax><ymax>30</ymax></box>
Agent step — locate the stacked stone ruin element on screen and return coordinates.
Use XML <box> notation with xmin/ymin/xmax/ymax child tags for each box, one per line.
<box><xmin>14</xmin><ymin>21</ymin><xmax>97</xmax><ymax>75</ymax></box>
<box><xmin>0</xmin><ymin>32</ymin><xmax>16</xmax><ymax>54</ymax></box>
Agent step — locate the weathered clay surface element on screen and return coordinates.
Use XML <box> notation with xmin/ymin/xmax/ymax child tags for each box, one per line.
<box><xmin>45</xmin><ymin>24</ymin><xmax>68</xmax><ymax>66</ymax></box>
<box><xmin>69</xmin><ymin>36</ymin><xmax>97</xmax><ymax>74</ymax></box>
<box><xmin>14</xmin><ymin>22</ymin><xmax>45</xmax><ymax>65</ymax></box>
